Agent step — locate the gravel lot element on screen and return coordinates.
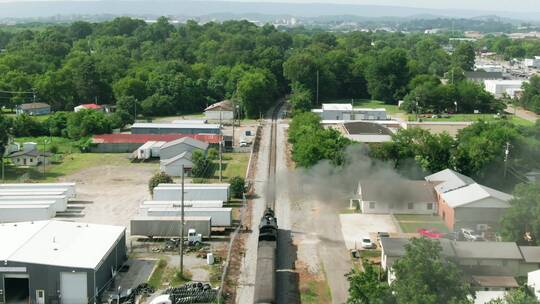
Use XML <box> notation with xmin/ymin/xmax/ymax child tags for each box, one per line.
<box><xmin>340</xmin><ymin>214</ymin><xmax>399</xmax><ymax>250</ymax></box>
<box><xmin>58</xmin><ymin>158</ymin><xmax>158</xmax><ymax>234</ymax></box>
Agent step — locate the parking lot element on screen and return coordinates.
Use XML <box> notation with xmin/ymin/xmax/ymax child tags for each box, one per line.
<box><xmin>339</xmin><ymin>214</ymin><xmax>400</xmax><ymax>250</ymax></box>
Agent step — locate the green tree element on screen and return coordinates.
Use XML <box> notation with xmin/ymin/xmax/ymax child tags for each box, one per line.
<box><xmin>346</xmin><ymin>260</ymin><xmax>394</xmax><ymax>304</ymax></box>
<box><xmin>521</xmin><ymin>75</ymin><xmax>540</xmax><ymax>113</ymax></box>
<box><xmin>452</xmin><ymin>43</ymin><xmax>476</xmax><ymax>71</ymax></box>
<box><xmin>191</xmin><ymin>150</ymin><xmax>213</xmax><ymax>178</ymax></box>
<box><xmin>501</xmin><ymin>183</ymin><xmax>540</xmax><ymax>244</ymax></box>
<box><xmin>365</xmin><ymin>48</ymin><xmax>411</xmax><ymax>102</ymax></box>
<box><xmin>392</xmin><ymin>238</ymin><xmax>473</xmax><ymax>304</ymax></box>
<box><xmin>488</xmin><ymin>287</ymin><xmax>540</xmax><ymax>304</ymax></box>
<box><xmin>236</xmin><ymin>69</ymin><xmax>277</xmax><ymax>118</ymax></box>
<box><xmin>66</xmin><ymin>109</ymin><xmax>112</xmax><ymax>139</ymax></box>
<box><xmin>148</xmin><ymin>172</ymin><xmax>173</xmax><ymax>195</ymax></box>
<box><xmin>230</xmin><ymin>176</ymin><xmax>246</xmax><ymax>199</ymax></box>
<box><xmin>289</xmin><ymin>85</ymin><xmax>313</xmax><ymax>113</ymax></box>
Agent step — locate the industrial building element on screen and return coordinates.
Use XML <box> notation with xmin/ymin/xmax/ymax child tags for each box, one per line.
<box><xmin>159</xmin><ymin>137</ymin><xmax>209</xmax><ymax>160</ymax></box>
<box><xmin>464</xmin><ymin>71</ymin><xmax>503</xmax><ymax>83</ymax></box>
<box><xmin>90</xmin><ymin>133</ymin><xmax>222</xmax><ymax>153</ymax></box>
<box><xmin>311</xmin><ymin>103</ymin><xmax>388</xmax><ymax>121</ymax></box>
<box><xmin>204</xmin><ymin>100</ymin><xmax>234</xmax><ymax>121</ymax></box>
<box><xmin>131</xmin><ymin>123</ymin><xmax>221</xmax><ymax>135</ymax></box>
<box><xmin>0</xmin><ymin>220</ymin><xmax>126</xmax><ymax>304</ymax></box>
<box><xmin>484</xmin><ymin>79</ymin><xmax>526</xmax><ymax>98</ymax></box>
<box><xmin>524</xmin><ymin>57</ymin><xmax>540</xmax><ymax>68</ymax></box>
<box><xmin>342</xmin><ymin>121</ymin><xmax>394</xmax><ymax>143</ymax></box>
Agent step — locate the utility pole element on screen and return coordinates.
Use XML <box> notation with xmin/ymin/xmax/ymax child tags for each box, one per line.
<box><xmin>180</xmin><ymin>164</ymin><xmax>185</xmax><ymax>277</ymax></box>
<box><xmin>316</xmin><ymin>69</ymin><xmax>320</xmax><ymax>106</ymax></box>
<box><xmin>219</xmin><ymin>109</ymin><xmax>223</xmax><ymax>182</ymax></box>
<box><xmin>504</xmin><ymin>142</ymin><xmax>510</xmax><ymax>178</ymax></box>
<box><xmin>232</xmin><ymin>100</ymin><xmax>235</xmax><ymax>148</ymax></box>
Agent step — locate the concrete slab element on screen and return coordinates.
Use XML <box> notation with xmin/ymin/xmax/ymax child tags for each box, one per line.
<box><xmin>339</xmin><ymin>214</ymin><xmax>399</xmax><ymax>250</ymax></box>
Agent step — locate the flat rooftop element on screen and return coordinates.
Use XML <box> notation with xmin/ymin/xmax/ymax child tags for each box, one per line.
<box><xmin>131</xmin><ymin>123</ymin><xmax>220</xmax><ymax>129</ymax></box>
<box><xmin>0</xmin><ymin>220</ymin><xmax>125</xmax><ymax>269</ymax></box>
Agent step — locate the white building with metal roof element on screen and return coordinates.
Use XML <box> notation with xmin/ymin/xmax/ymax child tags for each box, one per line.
<box><xmin>0</xmin><ymin>220</ymin><xmax>126</xmax><ymax>304</ymax></box>
<box><xmin>131</xmin><ymin>122</ymin><xmax>221</xmax><ymax>135</ymax></box>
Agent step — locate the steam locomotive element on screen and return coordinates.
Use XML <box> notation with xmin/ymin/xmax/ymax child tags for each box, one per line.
<box><xmin>253</xmin><ymin>208</ymin><xmax>278</xmax><ymax>304</ymax></box>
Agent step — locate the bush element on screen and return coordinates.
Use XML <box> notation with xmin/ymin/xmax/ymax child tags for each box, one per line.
<box><xmin>148</xmin><ymin>172</ymin><xmax>173</xmax><ymax>194</ymax></box>
<box><xmin>49</xmin><ymin>145</ymin><xmax>59</xmax><ymax>154</ymax></box>
<box><xmin>207</xmin><ymin>147</ymin><xmax>219</xmax><ymax>160</ymax></box>
<box><xmin>230</xmin><ymin>176</ymin><xmax>246</xmax><ymax>198</ymax></box>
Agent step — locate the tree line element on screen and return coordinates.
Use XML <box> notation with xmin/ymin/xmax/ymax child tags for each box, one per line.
<box><xmin>0</xmin><ymin>17</ymin><xmax>495</xmax><ymax>120</ymax></box>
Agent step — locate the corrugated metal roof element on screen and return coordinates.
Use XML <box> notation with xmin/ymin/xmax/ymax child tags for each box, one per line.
<box><xmin>161</xmin><ymin>151</ymin><xmax>193</xmax><ymax>166</ymax></box>
<box><xmin>519</xmin><ymin>246</ymin><xmax>540</xmax><ymax>263</ymax></box>
<box><xmin>453</xmin><ymin>241</ymin><xmax>522</xmax><ymax>260</ymax></box>
<box><xmin>131</xmin><ymin>123</ymin><xmax>220</xmax><ymax>129</ymax></box>
<box><xmin>440</xmin><ymin>183</ymin><xmax>513</xmax><ymax>208</ymax></box>
<box><xmin>160</xmin><ymin>137</ymin><xmax>209</xmax><ymax>151</ymax></box>
<box><xmin>359</xmin><ymin>180</ymin><xmax>436</xmax><ymax>204</ymax></box>
<box><xmin>18</xmin><ymin>102</ymin><xmax>50</xmax><ymax>110</ymax></box>
<box><xmin>425</xmin><ymin>169</ymin><xmax>475</xmax><ymax>194</ymax></box>
<box><xmin>322</xmin><ymin>103</ymin><xmax>352</xmax><ymax>111</ymax></box>
<box><xmin>92</xmin><ymin>134</ymin><xmax>222</xmax><ymax>144</ymax></box>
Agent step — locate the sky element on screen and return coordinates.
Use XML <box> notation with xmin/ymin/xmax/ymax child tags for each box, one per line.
<box><xmin>209</xmin><ymin>0</ymin><xmax>540</xmax><ymax>12</ymax></box>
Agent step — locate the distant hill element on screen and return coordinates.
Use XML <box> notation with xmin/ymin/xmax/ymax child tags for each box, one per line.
<box><xmin>0</xmin><ymin>0</ymin><xmax>539</xmax><ymax>21</ymax></box>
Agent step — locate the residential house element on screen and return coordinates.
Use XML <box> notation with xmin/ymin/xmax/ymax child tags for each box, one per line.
<box><xmin>15</xmin><ymin>103</ymin><xmax>51</xmax><ymax>116</ymax></box>
<box><xmin>8</xmin><ymin>150</ymin><xmax>51</xmax><ymax>167</ymax></box>
<box><xmin>204</xmin><ymin>100</ymin><xmax>234</xmax><ymax>121</ymax></box>
<box><xmin>160</xmin><ymin>151</ymin><xmax>193</xmax><ymax>177</ymax></box>
<box><xmin>159</xmin><ymin>137</ymin><xmax>209</xmax><ymax>160</ymax></box>
<box><xmin>356</xmin><ymin>180</ymin><xmax>437</xmax><ymax>214</ymax></box>
<box><xmin>381</xmin><ymin>238</ymin><xmax>540</xmax><ymax>283</ymax></box>
<box><xmin>74</xmin><ymin>103</ymin><xmax>103</xmax><ymax>112</ymax></box>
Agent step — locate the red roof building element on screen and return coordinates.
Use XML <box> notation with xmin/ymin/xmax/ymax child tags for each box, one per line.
<box><xmin>92</xmin><ymin>133</ymin><xmax>222</xmax><ymax>144</ymax></box>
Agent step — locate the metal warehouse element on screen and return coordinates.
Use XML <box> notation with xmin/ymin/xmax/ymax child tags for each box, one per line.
<box><xmin>0</xmin><ymin>220</ymin><xmax>126</xmax><ymax>304</ymax></box>
<box><xmin>131</xmin><ymin>123</ymin><xmax>221</xmax><ymax>135</ymax></box>
<box><xmin>90</xmin><ymin>134</ymin><xmax>222</xmax><ymax>153</ymax></box>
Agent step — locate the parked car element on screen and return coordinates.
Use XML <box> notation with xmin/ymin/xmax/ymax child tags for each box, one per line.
<box><xmin>239</xmin><ymin>140</ymin><xmax>249</xmax><ymax>147</ymax></box>
<box><xmin>361</xmin><ymin>237</ymin><xmax>376</xmax><ymax>249</ymax></box>
<box><xmin>461</xmin><ymin>228</ymin><xmax>485</xmax><ymax>241</ymax></box>
<box><xmin>417</xmin><ymin>228</ymin><xmax>444</xmax><ymax>239</ymax></box>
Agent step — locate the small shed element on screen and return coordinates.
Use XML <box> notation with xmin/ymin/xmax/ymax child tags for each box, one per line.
<box><xmin>16</xmin><ymin>103</ymin><xmax>51</xmax><ymax>116</ymax></box>
<box><xmin>204</xmin><ymin>100</ymin><xmax>234</xmax><ymax>121</ymax></box>
<box><xmin>160</xmin><ymin>151</ymin><xmax>193</xmax><ymax>177</ymax></box>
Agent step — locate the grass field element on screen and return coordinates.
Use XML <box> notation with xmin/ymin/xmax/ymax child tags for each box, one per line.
<box><xmin>2</xmin><ymin>153</ymin><xmax>131</xmax><ymax>182</ymax></box>
<box><xmin>14</xmin><ymin>136</ymin><xmax>79</xmax><ymax>154</ymax></box>
<box><xmin>407</xmin><ymin>113</ymin><xmax>534</xmax><ymax>126</ymax></box>
<box><xmin>193</xmin><ymin>152</ymin><xmax>250</xmax><ymax>184</ymax></box>
<box><xmin>394</xmin><ymin>214</ymin><xmax>449</xmax><ymax>233</ymax></box>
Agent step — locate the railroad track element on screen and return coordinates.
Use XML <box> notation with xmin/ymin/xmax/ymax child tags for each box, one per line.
<box><xmin>266</xmin><ymin>103</ymin><xmax>281</xmax><ymax>210</ymax></box>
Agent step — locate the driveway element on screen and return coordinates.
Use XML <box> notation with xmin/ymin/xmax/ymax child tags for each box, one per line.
<box><xmin>340</xmin><ymin>214</ymin><xmax>399</xmax><ymax>250</ymax></box>
<box><xmin>506</xmin><ymin>105</ymin><xmax>538</xmax><ymax>123</ymax></box>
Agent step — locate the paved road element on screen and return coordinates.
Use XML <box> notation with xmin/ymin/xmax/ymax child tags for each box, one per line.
<box><xmin>506</xmin><ymin>105</ymin><xmax>538</xmax><ymax>123</ymax></box>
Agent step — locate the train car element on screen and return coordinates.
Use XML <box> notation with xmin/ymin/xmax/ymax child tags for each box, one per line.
<box><xmin>254</xmin><ymin>208</ymin><xmax>278</xmax><ymax>304</ymax></box>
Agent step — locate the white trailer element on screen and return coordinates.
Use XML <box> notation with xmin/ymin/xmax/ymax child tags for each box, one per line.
<box><xmin>143</xmin><ymin>200</ymin><xmax>224</xmax><ymax>208</ymax></box>
<box><xmin>0</xmin><ymin>183</ymin><xmax>76</xmax><ymax>198</ymax></box>
<box><xmin>0</xmin><ymin>190</ymin><xmax>69</xmax><ymax>197</ymax></box>
<box><xmin>0</xmin><ymin>199</ymin><xmax>65</xmax><ymax>213</ymax></box>
<box><xmin>130</xmin><ymin>216</ymin><xmax>212</xmax><ymax>238</ymax></box>
<box><xmin>146</xmin><ymin>207</ymin><xmax>232</xmax><ymax>226</ymax></box>
<box><xmin>151</xmin><ymin>141</ymin><xmax>166</xmax><ymax>158</ymax></box>
<box><xmin>0</xmin><ymin>204</ymin><xmax>55</xmax><ymax>222</ymax></box>
<box><xmin>137</xmin><ymin>141</ymin><xmax>156</xmax><ymax>160</ymax></box>
<box><xmin>153</xmin><ymin>185</ymin><xmax>229</xmax><ymax>202</ymax></box>
<box><xmin>0</xmin><ymin>196</ymin><xmax>68</xmax><ymax>212</ymax></box>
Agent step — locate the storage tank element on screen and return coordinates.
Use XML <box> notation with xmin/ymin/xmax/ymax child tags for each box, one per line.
<box><xmin>23</xmin><ymin>142</ymin><xmax>38</xmax><ymax>152</ymax></box>
<box><xmin>0</xmin><ymin>204</ymin><xmax>55</xmax><ymax>222</ymax></box>
<box><xmin>0</xmin><ymin>197</ymin><xmax>66</xmax><ymax>212</ymax></box>
<box><xmin>146</xmin><ymin>207</ymin><xmax>232</xmax><ymax>226</ymax></box>
<box><xmin>153</xmin><ymin>186</ymin><xmax>229</xmax><ymax>202</ymax></box>
<box><xmin>0</xmin><ymin>183</ymin><xmax>76</xmax><ymax>198</ymax></box>
<box><xmin>130</xmin><ymin>216</ymin><xmax>212</xmax><ymax>238</ymax></box>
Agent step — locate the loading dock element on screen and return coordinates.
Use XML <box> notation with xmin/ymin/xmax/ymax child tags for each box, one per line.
<box><xmin>60</xmin><ymin>272</ymin><xmax>87</xmax><ymax>304</ymax></box>
<box><xmin>4</xmin><ymin>274</ymin><xmax>29</xmax><ymax>304</ymax></box>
